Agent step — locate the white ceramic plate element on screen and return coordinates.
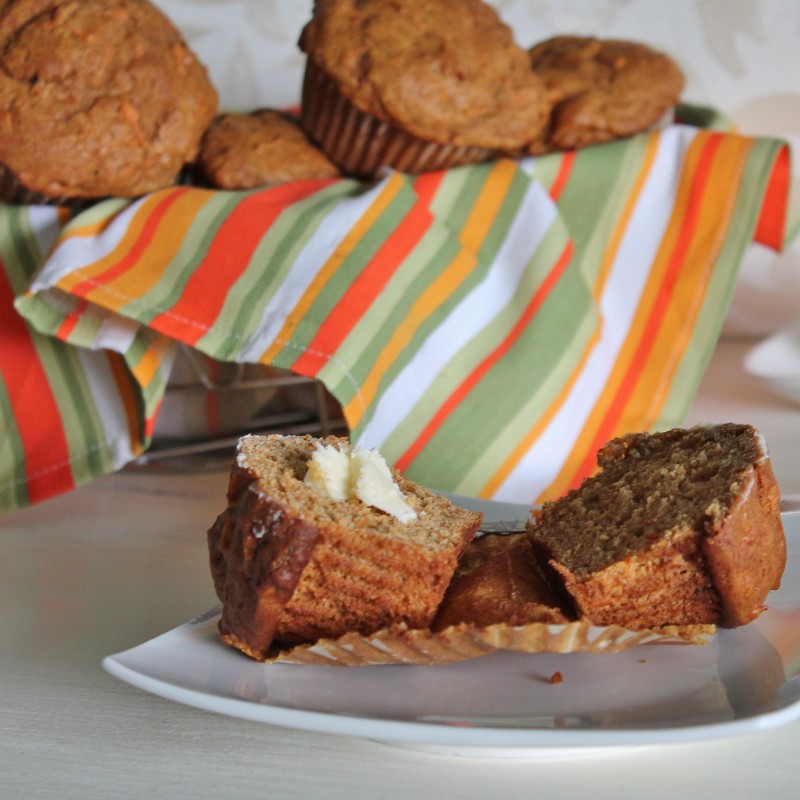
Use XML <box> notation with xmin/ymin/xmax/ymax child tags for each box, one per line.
<box><xmin>744</xmin><ymin>324</ymin><xmax>800</xmax><ymax>407</ymax></box>
<box><xmin>103</xmin><ymin>502</ymin><xmax>800</xmax><ymax>759</ymax></box>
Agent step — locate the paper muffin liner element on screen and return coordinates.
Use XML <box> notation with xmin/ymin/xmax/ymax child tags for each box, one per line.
<box><xmin>299</xmin><ymin>59</ymin><xmax>496</xmax><ymax>179</ymax></box>
<box><xmin>267</xmin><ymin>620</ymin><xmax>716</xmax><ymax>666</ymax></box>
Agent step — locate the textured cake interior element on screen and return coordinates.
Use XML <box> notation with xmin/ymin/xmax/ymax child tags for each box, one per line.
<box><xmin>211</xmin><ymin>434</ymin><xmax>481</xmax><ymax>650</ymax></box>
<box><xmin>237</xmin><ymin>434</ymin><xmax>476</xmax><ymax>552</ymax></box>
<box><xmin>532</xmin><ymin>425</ymin><xmax>764</xmax><ymax>576</ymax></box>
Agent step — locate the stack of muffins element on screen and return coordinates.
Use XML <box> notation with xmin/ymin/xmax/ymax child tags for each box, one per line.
<box><xmin>0</xmin><ymin>0</ymin><xmax>685</xmax><ymax>203</ymax></box>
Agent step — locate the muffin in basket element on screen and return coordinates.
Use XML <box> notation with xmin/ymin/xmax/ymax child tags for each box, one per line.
<box><xmin>0</xmin><ymin>0</ymin><xmax>218</xmax><ymax>204</ymax></box>
<box><xmin>197</xmin><ymin>109</ymin><xmax>340</xmax><ymax>190</ymax></box>
<box><xmin>297</xmin><ymin>0</ymin><xmax>551</xmax><ymax>179</ymax></box>
<box><xmin>525</xmin><ymin>35</ymin><xmax>685</xmax><ymax>153</ymax></box>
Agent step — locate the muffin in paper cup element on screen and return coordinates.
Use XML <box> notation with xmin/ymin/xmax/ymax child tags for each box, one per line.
<box><xmin>296</xmin><ymin>0</ymin><xmax>551</xmax><ymax>180</ymax></box>
<box><xmin>268</xmin><ymin>620</ymin><xmax>716</xmax><ymax>666</ymax></box>
<box><xmin>300</xmin><ymin>59</ymin><xmax>496</xmax><ymax>179</ymax></box>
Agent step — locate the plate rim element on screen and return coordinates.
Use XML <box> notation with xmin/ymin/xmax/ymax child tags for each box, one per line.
<box><xmin>102</xmin><ymin>507</ymin><xmax>800</xmax><ymax>755</ymax></box>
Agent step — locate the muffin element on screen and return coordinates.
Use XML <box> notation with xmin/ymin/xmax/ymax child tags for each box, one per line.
<box><xmin>196</xmin><ymin>109</ymin><xmax>340</xmax><ymax>190</ymax></box>
<box><xmin>208</xmin><ymin>434</ymin><xmax>481</xmax><ymax>660</ymax></box>
<box><xmin>0</xmin><ymin>0</ymin><xmax>218</xmax><ymax>203</ymax></box>
<box><xmin>297</xmin><ymin>0</ymin><xmax>551</xmax><ymax>178</ymax></box>
<box><xmin>527</xmin><ymin>424</ymin><xmax>785</xmax><ymax>629</ymax></box>
<box><xmin>525</xmin><ymin>35</ymin><xmax>685</xmax><ymax>153</ymax></box>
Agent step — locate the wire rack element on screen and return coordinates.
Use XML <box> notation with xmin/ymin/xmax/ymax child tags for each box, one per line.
<box><xmin>130</xmin><ymin>347</ymin><xmax>346</xmax><ymax>470</ymax></box>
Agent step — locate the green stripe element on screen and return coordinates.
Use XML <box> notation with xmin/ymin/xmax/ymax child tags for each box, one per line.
<box><xmin>0</xmin><ymin>374</ymin><xmax>28</xmax><ymax>511</ymax></box>
<box><xmin>267</xmin><ymin>180</ymin><xmax>421</xmax><ymax>366</ymax></box>
<box><xmin>196</xmin><ymin>181</ymin><xmax>362</xmax><ymax>360</ymax></box>
<box><xmin>333</xmin><ymin>165</ymin><xmax>533</xmax><ymax>420</ymax></box>
<box><xmin>122</xmin><ymin>192</ymin><xmax>242</xmax><ymax>324</ymax></box>
<box><xmin>31</xmin><ymin>335</ymin><xmax>114</xmax><ymax>479</ymax></box>
<box><xmin>317</xmin><ymin>222</ymin><xmax>461</xmax><ymax>405</ymax></box>
<box><xmin>661</xmin><ymin>137</ymin><xmax>788</xmax><ymax>428</ymax></box>
<box><xmin>386</xmin><ymin>219</ymin><xmax>588</xmax><ymax>489</ymax></box>
<box><xmin>2</xmin><ymin>207</ymin><xmax>45</xmax><ymax>287</ymax></box>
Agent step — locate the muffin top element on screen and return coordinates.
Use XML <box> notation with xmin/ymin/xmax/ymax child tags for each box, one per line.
<box><xmin>198</xmin><ymin>109</ymin><xmax>341</xmax><ymax>190</ymax></box>
<box><xmin>528</xmin><ymin>36</ymin><xmax>684</xmax><ymax>152</ymax></box>
<box><xmin>0</xmin><ymin>0</ymin><xmax>218</xmax><ymax>199</ymax></box>
<box><xmin>298</xmin><ymin>0</ymin><xmax>550</xmax><ymax>150</ymax></box>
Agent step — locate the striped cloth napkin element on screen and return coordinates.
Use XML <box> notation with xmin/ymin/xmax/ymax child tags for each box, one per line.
<box><xmin>2</xmin><ymin>112</ymin><xmax>791</xmax><ymax>516</ymax></box>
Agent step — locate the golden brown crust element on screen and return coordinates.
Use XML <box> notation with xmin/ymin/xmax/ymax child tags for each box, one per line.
<box><xmin>702</xmin><ymin>454</ymin><xmax>786</xmax><ymax>626</ymax></box>
<box><xmin>208</xmin><ymin>434</ymin><xmax>482</xmax><ymax>660</ymax></box>
<box><xmin>526</xmin><ymin>35</ymin><xmax>684</xmax><ymax>153</ymax></box>
<box><xmin>208</xmin><ymin>465</ymin><xmax>323</xmax><ymax>659</ymax></box>
<box><xmin>197</xmin><ymin>109</ymin><xmax>340</xmax><ymax>190</ymax></box>
<box><xmin>298</xmin><ymin>0</ymin><xmax>550</xmax><ymax>151</ymax></box>
<box><xmin>432</xmin><ymin>533</ymin><xmax>572</xmax><ymax>631</ymax></box>
<box><xmin>0</xmin><ymin>0</ymin><xmax>218</xmax><ymax>199</ymax></box>
<box><xmin>527</xmin><ymin>424</ymin><xmax>786</xmax><ymax>630</ymax></box>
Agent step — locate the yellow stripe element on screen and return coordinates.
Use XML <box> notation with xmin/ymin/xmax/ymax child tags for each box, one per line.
<box><xmin>82</xmin><ymin>190</ymin><xmax>212</xmax><ymax>311</ymax></box>
<box><xmin>479</xmin><ymin>132</ymin><xmax>663</xmax><ymax>499</ymax></box>
<box><xmin>54</xmin><ymin>193</ymin><xmax>174</xmax><ymax>295</ymax></box>
<box><xmin>543</xmin><ymin>134</ymin><xmax>708</xmax><ymax>500</ymax></box>
<box><xmin>627</xmin><ymin>135</ymin><xmax>752</xmax><ymax>426</ymax></box>
<box><xmin>343</xmin><ymin>248</ymin><xmax>478</xmax><ymax>423</ymax></box>
<box><xmin>260</xmin><ymin>172</ymin><xmax>407</xmax><ymax>364</ymax></box>
<box><xmin>343</xmin><ymin>160</ymin><xmax>517</xmax><ymax>426</ymax></box>
<box><xmin>458</xmin><ymin>158</ymin><xmax>518</xmax><ymax>251</ymax></box>
<box><xmin>539</xmin><ymin>130</ymin><xmax>735</xmax><ymax>502</ymax></box>
<box><xmin>130</xmin><ymin>335</ymin><xmax>173</xmax><ymax>392</ymax></box>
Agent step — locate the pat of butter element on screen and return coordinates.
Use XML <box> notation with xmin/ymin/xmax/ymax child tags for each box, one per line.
<box><xmin>305</xmin><ymin>442</ymin><xmax>417</xmax><ymax>523</ymax></box>
<box><xmin>304</xmin><ymin>442</ymin><xmax>352</xmax><ymax>501</ymax></box>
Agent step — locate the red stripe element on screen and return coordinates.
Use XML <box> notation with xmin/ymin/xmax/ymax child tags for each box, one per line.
<box><xmin>291</xmin><ymin>172</ymin><xmax>445</xmax><ymax>375</ymax></box>
<box><xmin>549</xmin><ymin>151</ymin><xmax>576</xmax><ymax>202</ymax></box>
<box><xmin>753</xmin><ymin>143</ymin><xmax>790</xmax><ymax>249</ymax></box>
<box><xmin>69</xmin><ymin>188</ymin><xmax>189</xmax><ymax>297</ymax></box>
<box><xmin>148</xmin><ymin>180</ymin><xmax>334</xmax><ymax>344</ymax></box>
<box><xmin>0</xmin><ymin>261</ymin><xmax>74</xmax><ymax>504</ymax></box>
<box><xmin>394</xmin><ymin>238</ymin><xmax>575</xmax><ymax>473</ymax></box>
<box><xmin>55</xmin><ymin>297</ymin><xmax>89</xmax><ymax>340</ymax></box>
<box><xmin>566</xmin><ymin>133</ymin><xmax>724</xmax><ymax>490</ymax></box>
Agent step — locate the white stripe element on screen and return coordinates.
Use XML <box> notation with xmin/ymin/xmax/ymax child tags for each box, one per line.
<box><xmin>74</xmin><ymin>349</ymin><xmax>138</xmax><ymax>467</ymax></box>
<box><xmin>26</xmin><ymin>205</ymin><xmax>64</xmax><ymax>261</ymax></box>
<box><xmin>354</xmin><ymin>174</ymin><xmax>559</xmax><ymax>449</ymax></box>
<box><xmin>492</xmin><ymin>126</ymin><xmax>700</xmax><ymax>503</ymax></box>
<box><xmin>236</xmin><ymin>176</ymin><xmax>397</xmax><ymax>362</ymax></box>
<box><xmin>27</xmin><ymin>199</ymin><xmax>141</xmax><ymax>291</ymax></box>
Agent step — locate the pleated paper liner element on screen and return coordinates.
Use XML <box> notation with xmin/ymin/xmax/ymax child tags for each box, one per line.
<box><xmin>267</xmin><ymin>620</ymin><xmax>716</xmax><ymax>667</ymax></box>
<box><xmin>299</xmin><ymin>58</ymin><xmax>496</xmax><ymax>179</ymax></box>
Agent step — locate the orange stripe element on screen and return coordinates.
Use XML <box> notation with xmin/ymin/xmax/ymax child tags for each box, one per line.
<box><xmin>458</xmin><ymin>159</ymin><xmax>519</xmax><ymax>251</ymax></box>
<box><xmin>754</xmin><ymin>143</ymin><xmax>790</xmax><ymax>248</ymax></box>
<box><xmin>395</xmin><ymin>239</ymin><xmax>574</xmax><ymax>474</ymax></box>
<box><xmin>550</xmin><ymin>131</ymin><xmax>726</xmax><ymax>498</ymax></box>
<box><xmin>148</xmin><ymin>181</ymin><xmax>333</xmax><ymax>344</ymax></box>
<box><xmin>342</xmin><ymin>160</ymin><xmax>518</xmax><ymax>425</ymax></box>
<box><xmin>0</xmin><ymin>262</ymin><xmax>74</xmax><ymax>502</ymax></box>
<box><xmin>55</xmin><ymin>297</ymin><xmax>90</xmax><ymax>340</ymax></box>
<box><xmin>81</xmin><ymin>190</ymin><xmax>215</xmax><ymax>311</ymax></box>
<box><xmin>622</xmin><ymin>135</ymin><xmax>753</xmax><ymax>427</ymax></box>
<box><xmin>291</xmin><ymin>171</ymin><xmax>444</xmax><ymax>375</ymax></box>
<box><xmin>479</xmin><ymin>134</ymin><xmax>664</xmax><ymax>499</ymax></box>
<box><xmin>548</xmin><ymin>151</ymin><xmax>576</xmax><ymax>201</ymax></box>
<box><xmin>105</xmin><ymin>351</ymin><xmax>146</xmax><ymax>457</ymax></box>
<box><xmin>261</xmin><ymin>172</ymin><xmax>408</xmax><ymax>364</ymax></box>
<box><xmin>129</xmin><ymin>335</ymin><xmax>172</xmax><ymax>390</ymax></box>
<box><xmin>58</xmin><ymin>190</ymin><xmax>189</xmax><ymax>297</ymax></box>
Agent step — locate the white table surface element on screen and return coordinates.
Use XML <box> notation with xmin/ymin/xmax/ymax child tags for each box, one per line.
<box><xmin>2</xmin><ymin>336</ymin><xmax>799</xmax><ymax>800</ymax></box>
